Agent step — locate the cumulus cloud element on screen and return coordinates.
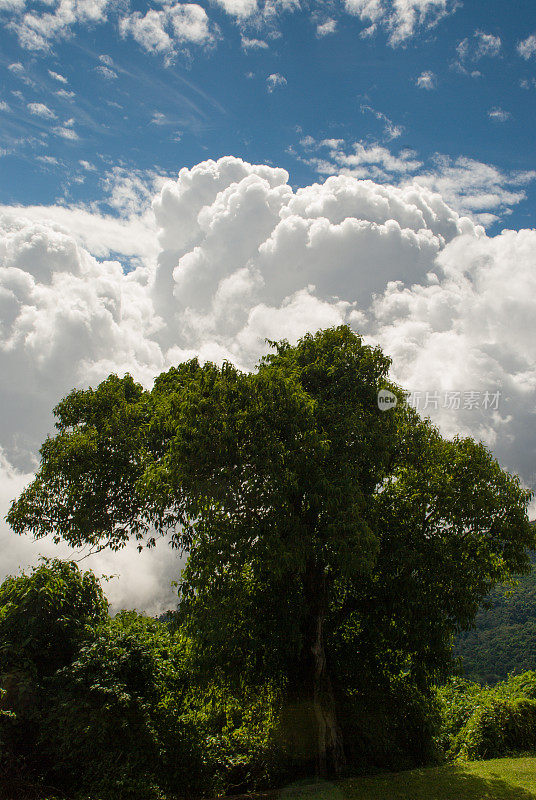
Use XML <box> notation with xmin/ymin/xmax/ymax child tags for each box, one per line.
<box><xmin>0</xmin><ymin>449</ymin><xmax>185</xmax><ymax>615</ymax></box>
<box><xmin>316</xmin><ymin>18</ymin><xmax>336</xmax><ymax>36</ymax></box>
<box><xmin>345</xmin><ymin>0</ymin><xmax>458</xmax><ymax>45</ymax></box>
<box><xmin>457</xmin><ymin>30</ymin><xmax>502</xmax><ymax>62</ymax></box>
<box><xmin>298</xmin><ymin>137</ymin><xmax>422</xmax><ymax>180</ymax></box>
<box><xmin>119</xmin><ymin>3</ymin><xmax>216</xmax><ymax>58</ymax></box>
<box><xmin>53</xmin><ymin>122</ymin><xmax>79</xmax><ymax>139</ymax></box>
<box><xmin>8</xmin><ymin>62</ymin><xmax>25</xmax><ymax>75</ymax></box>
<box><xmin>518</xmin><ymin>34</ymin><xmax>536</xmax><ymax>60</ymax></box>
<box><xmin>8</xmin><ymin>0</ymin><xmax>110</xmax><ymax>50</ymax></box>
<box><xmin>211</xmin><ymin>0</ymin><xmax>257</xmax><ymax>18</ymax></box>
<box><xmin>453</xmin><ymin>30</ymin><xmax>501</xmax><ymax>77</ymax></box>
<box><xmin>241</xmin><ymin>35</ymin><xmax>268</xmax><ymax>49</ymax></box>
<box><xmin>410</xmin><ymin>155</ymin><xmax>535</xmax><ymax>224</ymax></box>
<box><xmin>0</xmin><ymin>0</ymin><xmax>464</xmax><ymax>58</ymax></box>
<box><xmin>473</xmin><ymin>30</ymin><xmax>501</xmax><ymax>57</ymax></box>
<box><xmin>56</xmin><ymin>87</ymin><xmax>75</xmax><ymax>99</ymax></box>
<box><xmin>266</xmin><ymin>72</ymin><xmax>287</xmax><ymax>91</ymax></box>
<box><xmin>296</xmin><ymin>137</ymin><xmax>536</xmax><ymax>225</ymax></box>
<box><xmin>48</xmin><ymin>69</ymin><xmax>67</xmax><ymax>83</ymax></box>
<box><xmin>27</xmin><ymin>101</ymin><xmax>56</xmax><ymax>118</ymax></box>
<box><xmin>1</xmin><ymin>156</ymin><xmax>535</xmax><ymax>611</ymax></box>
<box><xmin>416</xmin><ymin>70</ymin><xmax>436</xmax><ymax>89</ymax></box>
<box><xmin>95</xmin><ymin>64</ymin><xmax>117</xmax><ymax>79</ymax></box>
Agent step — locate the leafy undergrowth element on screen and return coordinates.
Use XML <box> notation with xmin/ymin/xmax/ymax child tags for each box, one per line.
<box><xmin>277</xmin><ymin>758</ymin><xmax>536</xmax><ymax>800</ymax></box>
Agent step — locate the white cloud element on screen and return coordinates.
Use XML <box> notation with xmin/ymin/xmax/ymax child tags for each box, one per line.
<box><xmin>518</xmin><ymin>33</ymin><xmax>536</xmax><ymax>60</ymax></box>
<box><xmin>170</xmin><ymin>3</ymin><xmax>215</xmax><ymax>43</ymax></box>
<box><xmin>0</xmin><ymin>449</ymin><xmax>183</xmax><ymax>615</ymax></box>
<box><xmin>360</xmin><ymin>104</ymin><xmax>402</xmax><ymax>140</ymax></box>
<box><xmin>48</xmin><ymin>69</ymin><xmax>67</xmax><ymax>83</ymax></box>
<box><xmin>9</xmin><ymin>0</ymin><xmax>111</xmax><ymax>50</ymax></box>
<box><xmin>316</xmin><ymin>18</ymin><xmax>336</xmax><ymax>36</ymax></box>
<box><xmin>241</xmin><ymin>35</ymin><xmax>268</xmax><ymax>49</ymax></box>
<box><xmin>301</xmin><ymin>137</ymin><xmax>422</xmax><ymax>180</ymax></box>
<box><xmin>410</xmin><ymin>155</ymin><xmax>535</xmax><ymax>223</ymax></box>
<box><xmin>1</xmin><ymin>156</ymin><xmax>536</xmax><ymax>612</ymax></box>
<box><xmin>27</xmin><ymin>101</ymin><xmax>56</xmax><ymax>118</ymax></box>
<box><xmin>266</xmin><ymin>72</ymin><xmax>287</xmax><ymax>92</ymax></box>
<box><xmin>298</xmin><ymin>138</ymin><xmax>535</xmax><ymax>225</ymax></box>
<box><xmin>345</xmin><ymin>0</ymin><xmax>458</xmax><ymax>45</ymax></box>
<box><xmin>211</xmin><ymin>0</ymin><xmax>257</xmax><ymax>18</ymax></box>
<box><xmin>151</xmin><ymin>111</ymin><xmax>168</xmax><ymax>125</ymax></box>
<box><xmin>456</xmin><ymin>30</ymin><xmax>501</xmax><ymax>66</ymax></box>
<box><xmin>416</xmin><ymin>70</ymin><xmax>436</xmax><ymax>89</ymax></box>
<box><xmin>0</xmin><ymin>203</ymin><xmax>158</xmax><ymax>265</ymax></box>
<box><xmin>36</xmin><ymin>155</ymin><xmax>59</xmax><ymax>166</ymax></box>
<box><xmin>0</xmin><ymin>0</ymin><xmax>25</xmax><ymax>11</ymax></box>
<box><xmin>120</xmin><ymin>8</ymin><xmax>172</xmax><ymax>53</ymax></box>
<box><xmin>0</xmin><ymin>101</ymin><xmax>11</xmax><ymax>112</ymax></box>
<box><xmin>119</xmin><ymin>3</ymin><xmax>216</xmax><ymax>57</ymax></box>
<box><xmin>474</xmin><ymin>30</ymin><xmax>501</xmax><ymax>58</ymax></box>
<box><xmin>56</xmin><ymin>88</ymin><xmax>75</xmax><ymax>99</ymax></box>
<box><xmin>102</xmin><ymin>166</ymin><xmax>167</xmax><ymax>216</ymax></box>
<box><xmin>488</xmin><ymin>107</ymin><xmax>511</xmax><ymax>122</ymax></box>
<box><xmin>53</xmin><ymin>123</ymin><xmax>79</xmax><ymax>139</ymax></box>
<box><xmin>96</xmin><ymin>65</ymin><xmax>117</xmax><ymax>79</ymax></box>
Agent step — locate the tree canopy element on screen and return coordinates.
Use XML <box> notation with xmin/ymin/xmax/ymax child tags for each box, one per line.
<box><xmin>7</xmin><ymin>326</ymin><xmax>535</xmax><ymax>776</ymax></box>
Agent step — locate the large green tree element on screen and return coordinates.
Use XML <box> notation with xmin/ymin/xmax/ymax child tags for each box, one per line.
<box><xmin>7</xmin><ymin>327</ymin><xmax>534</xmax><ymax>776</ymax></box>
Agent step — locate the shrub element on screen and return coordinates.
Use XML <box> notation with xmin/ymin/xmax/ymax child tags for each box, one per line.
<box><xmin>439</xmin><ymin>671</ymin><xmax>536</xmax><ymax>760</ymax></box>
<box><xmin>40</xmin><ymin>611</ymin><xmax>208</xmax><ymax>800</ymax></box>
<box><xmin>0</xmin><ymin>558</ymin><xmax>108</xmax><ymax>677</ymax></box>
<box><xmin>0</xmin><ymin>559</ymin><xmax>109</xmax><ymax>788</ymax></box>
<box><xmin>340</xmin><ymin>673</ymin><xmax>442</xmax><ymax>773</ymax></box>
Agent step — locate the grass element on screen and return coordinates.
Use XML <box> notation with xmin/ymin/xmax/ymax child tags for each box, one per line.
<box><xmin>277</xmin><ymin>758</ymin><xmax>536</xmax><ymax>800</ymax></box>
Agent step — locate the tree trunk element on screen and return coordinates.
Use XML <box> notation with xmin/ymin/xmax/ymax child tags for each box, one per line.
<box><xmin>283</xmin><ymin>563</ymin><xmax>346</xmax><ymax>778</ymax></box>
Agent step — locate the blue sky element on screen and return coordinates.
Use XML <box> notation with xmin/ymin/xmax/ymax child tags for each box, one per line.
<box><xmin>1</xmin><ymin>0</ymin><xmax>536</xmax><ymax>230</ymax></box>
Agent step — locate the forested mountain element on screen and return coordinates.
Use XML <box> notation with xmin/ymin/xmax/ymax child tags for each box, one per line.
<box><xmin>455</xmin><ymin>523</ymin><xmax>536</xmax><ymax>684</ymax></box>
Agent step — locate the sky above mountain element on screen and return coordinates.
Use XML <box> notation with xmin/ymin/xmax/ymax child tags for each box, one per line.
<box><xmin>0</xmin><ymin>0</ymin><xmax>535</xmax><ymax>612</ymax></box>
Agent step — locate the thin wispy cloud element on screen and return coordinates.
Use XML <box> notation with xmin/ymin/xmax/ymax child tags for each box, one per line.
<box><xmin>488</xmin><ymin>107</ymin><xmax>511</xmax><ymax>122</ymax></box>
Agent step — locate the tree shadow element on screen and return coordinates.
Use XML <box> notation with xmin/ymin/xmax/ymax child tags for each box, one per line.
<box><xmin>278</xmin><ymin>761</ymin><xmax>536</xmax><ymax>800</ymax></box>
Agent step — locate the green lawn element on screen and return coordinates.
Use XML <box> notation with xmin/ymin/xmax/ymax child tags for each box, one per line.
<box><xmin>278</xmin><ymin>758</ymin><xmax>536</xmax><ymax>800</ymax></box>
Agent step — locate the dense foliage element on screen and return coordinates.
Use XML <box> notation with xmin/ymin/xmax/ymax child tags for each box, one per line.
<box><xmin>455</xmin><ymin>544</ymin><xmax>536</xmax><ymax>684</ymax></box>
<box><xmin>0</xmin><ymin>560</ymin><xmax>284</xmax><ymax>799</ymax></box>
<box><xmin>6</xmin><ymin>327</ymin><xmax>535</xmax><ymax>788</ymax></box>
<box><xmin>3</xmin><ymin>561</ymin><xmax>536</xmax><ymax>799</ymax></box>
<box><xmin>439</xmin><ymin>672</ymin><xmax>536</xmax><ymax>760</ymax></box>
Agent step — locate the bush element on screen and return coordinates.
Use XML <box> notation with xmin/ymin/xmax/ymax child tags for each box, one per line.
<box><xmin>0</xmin><ymin>559</ymin><xmax>109</xmax><ymax>788</ymax></box>
<box><xmin>39</xmin><ymin>611</ymin><xmax>208</xmax><ymax>800</ymax></box>
<box><xmin>340</xmin><ymin>673</ymin><xmax>442</xmax><ymax>773</ymax></box>
<box><xmin>0</xmin><ymin>561</ymin><xmax>286</xmax><ymax>799</ymax></box>
<box><xmin>0</xmin><ymin>558</ymin><xmax>108</xmax><ymax>677</ymax></box>
<box><xmin>438</xmin><ymin>671</ymin><xmax>536</xmax><ymax>760</ymax></box>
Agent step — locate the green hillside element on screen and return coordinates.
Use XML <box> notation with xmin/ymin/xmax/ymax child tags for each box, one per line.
<box><xmin>455</xmin><ymin>524</ymin><xmax>536</xmax><ymax>684</ymax></box>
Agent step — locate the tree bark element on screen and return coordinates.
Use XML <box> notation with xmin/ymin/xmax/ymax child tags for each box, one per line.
<box><xmin>283</xmin><ymin>563</ymin><xmax>346</xmax><ymax>778</ymax></box>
